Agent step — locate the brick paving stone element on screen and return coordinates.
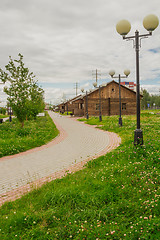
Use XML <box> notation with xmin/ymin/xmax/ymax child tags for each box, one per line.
<box><xmin>0</xmin><ymin>111</ymin><xmax>121</xmax><ymax>206</ymax></box>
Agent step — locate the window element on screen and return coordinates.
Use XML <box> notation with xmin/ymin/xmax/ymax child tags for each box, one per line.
<box><xmin>112</xmin><ymin>88</ymin><xmax>114</xmax><ymax>92</ymax></box>
<box><xmin>79</xmin><ymin>103</ymin><xmax>83</xmax><ymax>109</ymax></box>
<box><xmin>96</xmin><ymin>104</ymin><xmax>99</xmax><ymax>110</ymax></box>
<box><xmin>122</xmin><ymin>103</ymin><xmax>126</xmax><ymax>110</ymax></box>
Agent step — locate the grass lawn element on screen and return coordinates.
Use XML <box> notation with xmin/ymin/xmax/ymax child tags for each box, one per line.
<box><xmin>0</xmin><ymin>114</ymin><xmax>9</xmax><ymax>119</ymax></box>
<box><xmin>0</xmin><ymin>111</ymin><xmax>59</xmax><ymax>158</ymax></box>
<box><xmin>0</xmin><ymin>110</ymin><xmax>159</xmax><ymax>239</ymax></box>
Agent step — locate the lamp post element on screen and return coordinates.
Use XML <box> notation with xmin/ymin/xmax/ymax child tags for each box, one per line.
<box><xmin>116</xmin><ymin>14</ymin><xmax>159</xmax><ymax>145</ymax></box>
<box><xmin>93</xmin><ymin>82</ymin><xmax>102</xmax><ymax>121</ymax></box>
<box><xmin>8</xmin><ymin>106</ymin><xmax>12</xmax><ymax>122</ymax></box>
<box><xmin>109</xmin><ymin>69</ymin><xmax>130</xmax><ymax>126</ymax></box>
<box><xmin>66</xmin><ymin>102</ymin><xmax>68</xmax><ymax>115</ymax></box>
<box><xmin>85</xmin><ymin>91</ymin><xmax>89</xmax><ymax>119</ymax></box>
<box><xmin>81</xmin><ymin>88</ymin><xmax>89</xmax><ymax>119</ymax></box>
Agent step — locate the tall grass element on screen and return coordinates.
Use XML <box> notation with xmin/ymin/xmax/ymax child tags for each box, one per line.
<box><xmin>0</xmin><ymin>110</ymin><xmax>159</xmax><ymax>239</ymax></box>
<box><xmin>0</xmin><ymin>114</ymin><xmax>8</xmax><ymax>119</ymax></box>
<box><xmin>0</xmin><ymin>112</ymin><xmax>59</xmax><ymax>158</ymax></box>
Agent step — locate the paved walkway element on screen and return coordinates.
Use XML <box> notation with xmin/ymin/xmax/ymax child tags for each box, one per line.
<box><xmin>0</xmin><ymin>111</ymin><xmax>121</xmax><ymax>205</ymax></box>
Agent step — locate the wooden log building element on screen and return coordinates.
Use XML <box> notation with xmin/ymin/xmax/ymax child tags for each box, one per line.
<box><xmin>57</xmin><ymin>80</ymin><xmax>141</xmax><ymax>117</ymax></box>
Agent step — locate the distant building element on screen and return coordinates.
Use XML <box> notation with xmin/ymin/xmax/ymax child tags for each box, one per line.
<box><xmin>45</xmin><ymin>103</ymin><xmax>50</xmax><ymax>110</ymax></box>
<box><xmin>121</xmin><ymin>81</ymin><xmax>136</xmax><ymax>91</ymax></box>
<box><xmin>56</xmin><ymin>80</ymin><xmax>142</xmax><ymax>117</ymax></box>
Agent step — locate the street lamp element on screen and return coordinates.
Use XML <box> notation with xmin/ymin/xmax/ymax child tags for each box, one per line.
<box><xmin>8</xmin><ymin>106</ymin><xmax>12</xmax><ymax>122</ymax></box>
<box><xmin>93</xmin><ymin>82</ymin><xmax>102</xmax><ymax>122</ymax></box>
<box><xmin>116</xmin><ymin>14</ymin><xmax>159</xmax><ymax>145</ymax></box>
<box><xmin>109</xmin><ymin>69</ymin><xmax>130</xmax><ymax>126</ymax></box>
<box><xmin>81</xmin><ymin>88</ymin><xmax>89</xmax><ymax>119</ymax></box>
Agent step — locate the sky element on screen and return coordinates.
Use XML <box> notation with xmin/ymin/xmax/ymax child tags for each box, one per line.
<box><xmin>0</xmin><ymin>0</ymin><xmax>160</xmax><ymax>106</ymax></box>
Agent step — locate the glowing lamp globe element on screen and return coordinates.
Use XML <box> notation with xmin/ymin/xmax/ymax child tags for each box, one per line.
<box><xmin>116</xmin><ymin>20</ymin><xmax>131</xmax><ymax>36</ymax></box>
<box><xmin>93</xmin><ymin>82</ymin><xmax>97</xmax><ymax>88</ymax></box>
<box><xmin>143</xmin><ymin>14</ymin><xmax>159</xmax><ymax>31</ymax></box>
<box><xmin>124</xmin><ymin>69</ymin><xmax>130</xmax><ymax>76</ymax></box>
<box><xmin>109</xmin><ymin>70</ymin><xmax>115</xmax><ymax>77</ymax></box>
<box><xmin>81</xmin><ymin>88</ymin><xmax>84</xmax><ymax>93</ymax></box>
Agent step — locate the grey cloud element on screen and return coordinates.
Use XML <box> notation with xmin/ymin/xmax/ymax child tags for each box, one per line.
<box><xmin>0</xmin><ymin>0</ymin><xmax>160</xmax><ymax>104</ymax></box>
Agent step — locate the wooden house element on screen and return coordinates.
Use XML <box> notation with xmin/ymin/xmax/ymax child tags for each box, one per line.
<box><xmin>70</xmin><ymin>80</ymin><xmax>140</xmax><ymax>117</ymax></box>
<box><xmin>57</xmin><ymin>95</ymin><xmax>82</xmax><ymax>114</ymax></box>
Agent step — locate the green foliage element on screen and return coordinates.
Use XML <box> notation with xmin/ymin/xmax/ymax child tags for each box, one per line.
<box><xmin>0</xmin><ymin>54</ymin><xmax>45</xmax><ymax>127</ymax></box>
<box><xmin>0</xmin><ymin>107</ymin><xmax>6</xmax><ymax>115</ymax></box>
<box><xmin>0</xmin><ymin>114</ymin><xmax>8</xmax><ymax>119</ymax></box>
<box><xmin>141</xmin><ymin>88</ymin><xmax>160</xmax><ymax>109</ymax></box>
<box><xmin>0</xmin><ymin>112</ymin><xmax>59</xmax><ymax>157</ymax></box>
<box><xmin>0</xmin><ymin>111</ymin><xmax>159</xmax><ymax>239</ymax></box>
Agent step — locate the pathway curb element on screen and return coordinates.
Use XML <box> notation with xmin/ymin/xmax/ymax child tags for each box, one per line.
<box><xmin>0</xmin><ymin>114</ymin><xmax>121</xmax><ymax>206</ymax></box>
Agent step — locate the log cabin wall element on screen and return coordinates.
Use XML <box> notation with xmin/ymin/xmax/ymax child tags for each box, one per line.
<box><xmin>85</xmin><ymin>81</ymin><xmax>137</xmax><ymax>116</ymax></box>
<box><xmin>59</xmin><ymin>81</ymin><xmax>138</xmax><ymax>117</ymax></box>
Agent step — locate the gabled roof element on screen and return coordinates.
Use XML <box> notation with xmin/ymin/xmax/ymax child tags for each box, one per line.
<box><xmin>57</xmin><ymin>94</ymin><xmax>82</xmax><ymax>106</ymax></box>
<box><xmin>66</xmin><ymin>94</ymin><xmax>82</xmax><ymax>104</ymax></box>
<box><xmin>57</xmin><ymin>80</ymin><xmax>142</xmax><ymax>106</ymax></box>
<box><xmin>73</xmin><ymin>80</ymin><xmax>138</xmax><ymax>101</ymax></box>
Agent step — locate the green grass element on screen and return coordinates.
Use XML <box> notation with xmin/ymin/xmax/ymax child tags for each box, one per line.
<box><xmin>0</xmin><ymin>112</ymin><xmax>59</xmax><ymax>158</ymax></box>
<box><xmin>0</xmin><ymin>110</ymin><xmax>159</xmax><ymax>239</ymax></box>
<box><xmin>0</xmin><ymin>114</ymin><xmax>9</xmax><ymax>118</ymax></box>
<box><xmin>60</xmin><ymin>111</ymin><xmax>72</xmax><ymax>116</ymax></box>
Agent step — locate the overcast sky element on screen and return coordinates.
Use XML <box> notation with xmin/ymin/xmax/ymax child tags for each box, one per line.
<box><xmin>0</xmin><ymin>0</ymin><xmax>160</xmax><ymax>105</ymax></box>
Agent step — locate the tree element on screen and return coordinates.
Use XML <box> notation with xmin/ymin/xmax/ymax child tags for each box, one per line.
<box><xmin>141</xmin><ymin>88</ymin><xmax>160</xmax><ymax>109</ymax></box>
<box><xmin>0</xmin><ymin>53</ymin><xmax>45</xmax><ymax>127</ymax></box>
<box><xmin>26</xmin><ymin>83</ymin><xmax>45</xmax><ymax>120</ymax></box>
<box><xmin>141</xmin><ymin>88</ymin><xmax>151</xmax><ymax>109</ymax></box>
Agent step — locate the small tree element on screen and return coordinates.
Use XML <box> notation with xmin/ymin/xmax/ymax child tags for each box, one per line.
<box><xmin>141</xmin><ymin>88</ymin><xmax>151</xmax><ymax>109</ymax></box>
<box><xmin>0</xmin><ymin>54</ymin><xmax>44</xmax><ymax>127</ymax></box>
<box><xmin>27</xmin><ymin>83</ymin><xmax>45</xmax><ymax>120</ymax></box>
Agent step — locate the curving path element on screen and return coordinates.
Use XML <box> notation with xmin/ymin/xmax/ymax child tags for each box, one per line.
<box><xmin>0</xmin><ymin>111</ymin><xmax>121</xmax><ymax>206</ymax></box>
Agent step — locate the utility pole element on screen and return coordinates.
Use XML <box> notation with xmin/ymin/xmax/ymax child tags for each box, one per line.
<box><xmin>74</xmin><ymin>82</ymin><xmax>79</xmax><ymax>96</ymax></box>
<box><xmin>92</xmin><ymin>69</ymin><xmax>101</xmax><ymax>84</ymax></box>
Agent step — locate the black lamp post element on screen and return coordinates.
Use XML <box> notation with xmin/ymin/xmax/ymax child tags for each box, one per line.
<box><xmin>93</xmin><ymin>82</ymin><xmax>102</xmax><ymax>122</ymax></box>
<box><xmin>9</xmin><ymin>106</ymin><xmax>12</xmax><ymax>122</ymax></box>
<box><xmin>81</xmin><ymin>88</ymin><xmax>89</xmax><ymax>119</ymax></box>
<box><xmin>116</xmin><ymin>14</ymin><xmax>159</xmax><ymax>145</ymax></box>
<box><xmin>85</xmin><ymin>90</ymin><xmax>89</xmax><ymax>119</ymax></box>
<box><xmin>66</xmin><ymin>102</ymin><xmax>68</xmax><ymax>115</ymax></box>
<box><xmin>109</xmin><ymin>70</ymin><xmax>130</xmax><ymax>126</ymax></box>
